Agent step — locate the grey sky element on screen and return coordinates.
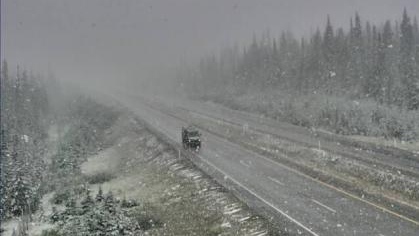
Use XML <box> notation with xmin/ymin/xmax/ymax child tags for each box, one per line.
<box><xmin>2</xmin><ymin>0</ymin><xmax>418</xmax><ymax>87</ymax></box>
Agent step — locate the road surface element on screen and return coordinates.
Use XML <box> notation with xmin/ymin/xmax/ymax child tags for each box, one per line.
<box><xmin>113</xmin><ymin>94</ymin><xmax>419</xmax><ymax>236</ymax></box>
<box><xmin>152</xmin><ymin>96</ymin><xmax>419</xmax><ymax>178</ymax></box>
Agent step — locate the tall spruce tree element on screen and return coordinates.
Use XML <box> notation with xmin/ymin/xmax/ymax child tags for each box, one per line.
<box><xmin>323</xmin><ymin>15</ymin><xmax>336</xmax><ymax>93</ymax></box>
<box><xmin>382</xmin><ymin>20</ymin><xmax>396</xmax><ymax>104</ymax></box>
<box><xmin>400</xmin><ymin>9</ymin><xmax>418</xmax><ymax>109</ymax></box>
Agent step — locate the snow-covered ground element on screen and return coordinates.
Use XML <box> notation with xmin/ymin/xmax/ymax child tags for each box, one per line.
<box><xmin>2</xmin><ymin>105</ymin><xmax>275</xmax><ymax>236</ymax></box>
<box><xmin>77</xmin><ymin>113</ymin><xmax>272</xmax><ymax>235</ymax></box>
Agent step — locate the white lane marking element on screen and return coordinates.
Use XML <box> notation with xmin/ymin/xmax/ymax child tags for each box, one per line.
<box><xmin>140</xmin><ymin>98</ymin><xmax>419</xmax><ymax>227</ymax></box>
<box><xmin>267</xmin><ymin>176</ymin><xmax>285</xmax><ymax>186</ymax></box>
<box><xmin>138</xmin><ymin>99</ymin><xmax>417</xmax><ymax>229</ymax></box>
<box><xmin>311</xmin><ymin>199</ymin><xmax>337</xmax><ymax>214</ymax></box>
<box><xmin>195</xmin><ymin>153</ymin><xmax>320</xmax><ymax>236</ymax></box>
<box><xmin>140</xmin><ymin>103</ymin><xmax>345</xmax><ymax>234</ymax></box>
<box><xmin>208</xmin><ymin>133</ymin><xmax>419</xmax><ymax>227</ymax></box>
<box><xmin>240</xmin><ymin>160</ymin><xmax>250</xmax><ymax>168</ymax></box>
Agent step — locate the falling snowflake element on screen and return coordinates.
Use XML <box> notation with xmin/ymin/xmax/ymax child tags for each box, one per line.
<box><xmin>22</xmin><ymin>135</ymin><xmax>29</xmax><ymax>143</ymax></box>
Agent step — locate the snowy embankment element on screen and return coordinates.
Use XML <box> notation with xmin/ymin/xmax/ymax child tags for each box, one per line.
<box><xmin>75</xmin><ymin>112</ymin><xmax>273</xmax><ymax>235</ymax></box>
<box><xmin>205</xmin><ymin>92</ymin><xmax>419</xmax><ymax>142</ymax></box>
<box><xmin>3</xmin><ymin>98</ymin><xmax>275</xmax><ymax>236</ymax></box>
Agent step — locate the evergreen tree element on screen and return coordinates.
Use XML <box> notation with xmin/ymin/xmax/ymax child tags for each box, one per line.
<box><xmin>297</xmin><ymin>38</ymin><xmax>307</xmax><ymax>94</ymax></box>
<box><xmin>304</xmin><ymin>29</ymin><xmax>321</xmax><ymax>90</ymax></box>
<box><xmin>349</xmin><ymin>12</ymin><xmax>365</xmax><ymax>95</ymax></box>
<box><xmin>81</xmin><ymin>192</ymin><xmax>94</xmax><ymax>214</ymax></box>
<box><xmin>334</xmin><ymin>27</ymin><xmax>350</xmax><ymax>93</ymax></box>
<box><xmin>353</xmin><ymin>12</ymin><xmax>363</xmax><ymax>42</ymax></box>
<box><xmin>104</xmin><ymin>191</ymin><xmax>115</xmax><ymax>214</ymax></box>
<box><xmin>382</xmin><ymin>20</ymin><xmax>396</xmax><ymax>104</ymax></box>
<box><xmin>10</xmin><ymin>173</ymin><xmax>31</xmax><ymax>216</ymax></box>
<box><xmin>323</xmin><ymin>15</ymin><xmax>336</xmax><ymax>93</ymax></box>
<box><xmin>367</xmin><ymin>33</ymin><xmax>387</xmax><ymax>101</ymax></box>
<box><xmin>95</xmin><ymin>186</ymin><xmax>104</xmax><ymax>202</ymax></box>
<box><xmin>400</xmin><ymin>9</ymin><xmax>418</xmax><ymax>109</ymax></box>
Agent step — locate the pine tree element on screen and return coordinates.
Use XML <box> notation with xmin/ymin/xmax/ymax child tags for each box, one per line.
<box><xmin>353</xmin><ymin>12</ymin><xmax>363</xmax><ymax>44</ymax></box>
<box><xmin>400</xmin><ymin>9</ymin><xmax>418</xmax><ymax>109</ymax></box>
<box><xmin>334</xmin><ymin>27</ymin><xmax>349</xmax><ymax>93</ymax></box>
<box><xmin>0</xmin><ymin>61</ymin><xmax>9</xmax><ymax>218</ymax></box>
<box><xmin>121</xmin><ymin>196</ymin><xmax>128</xmax><ymax>208</ymax></box>
<box><xmin>296</xmin><ymin>38</ymin><xmax>307</xmax><ymax>94</ymax></box>
<box><xmin>306</xmin><ymin>28</ymin><xmax>322</xmax><ymax>90</ymax></box>
<box><xmin>413</xmin><ymin>17</ymin><xmax>419</xmax><ymax>45</ymax></box>
<box><xmin>323</xmin><ymin>15</ymin><xmax>335</xmax><ymax>93</ymax></box>
<box><xmin>81</xmin><ymin>192</ymin><xmax>94</xmax><ymax>214</ymax></box>
<box><xmin>401</xmin><ymin>9</ymin><xmax>415</xmax><ymax>55</ymax></box>
<box><xmin>367</xmin><ymin>33</ymin><xmax>387</xmax><ymax>101</ymax></box>
<box><xmin>381</xmin><ymin>20</ymin><xmax>396</xmax><ymax>104</ymax></box>
<box><xmin>104</xmin><ymin>191</ymin><xmax>115</xmax><ymax>214</ymax></box>
<box><xmin>95</xmin><ymin>186</ymin><xmax>104</xmax><ymax>202</ymax></box>
<box><xmin>349</xmin><ymin>12</ymin><xmax>365</xmax><ymax>95</ymax></box>
<box><xmin>414</xmin><ymin>17</ymin><xmax>419</xmax><ymax>78</ymax></box>
<box><xmin>11</xmin><ymin>173</ymin><xmax>31</xmax><ymax>216</ymax></box>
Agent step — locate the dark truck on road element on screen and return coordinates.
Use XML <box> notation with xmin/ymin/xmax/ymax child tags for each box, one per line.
<box><xmin>182</xmin><ymin>126</ymin><xmax>201</xmax><ymax>151</ymax></box>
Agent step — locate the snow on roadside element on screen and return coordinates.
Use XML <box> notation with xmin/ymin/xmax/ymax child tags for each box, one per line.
<box><xmin>76</xmin><ymin>112</ymin><xmax>274</xmax><ymax>235</ymax></box>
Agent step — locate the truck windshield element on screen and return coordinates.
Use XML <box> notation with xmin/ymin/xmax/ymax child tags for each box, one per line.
<box><xmin>188</xmin><ymin>131</ymin><xmax>199</xmax><ymax>137</ymax></box>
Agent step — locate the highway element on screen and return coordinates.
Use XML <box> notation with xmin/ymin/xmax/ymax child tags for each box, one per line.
<box><xmin>114</xmin><ymin>94</ymin><xmax>419</xmax><ymax>236</ymax></box>
<box><xmin>153</xmin><ymin>97</ymin><xmax>419</xmax><ymax>178</ymax></box>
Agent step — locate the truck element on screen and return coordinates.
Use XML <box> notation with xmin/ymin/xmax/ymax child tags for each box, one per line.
<box><xmin>182</xmin><ymin>126</ymin><xmax>201</xmax><ymax>151</ymax></box>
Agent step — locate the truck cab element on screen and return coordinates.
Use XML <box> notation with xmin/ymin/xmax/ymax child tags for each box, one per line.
<box><xmin>182</xmin><ymin>126</ymin><xmax>201</xmax><ymax>151</ymax></box>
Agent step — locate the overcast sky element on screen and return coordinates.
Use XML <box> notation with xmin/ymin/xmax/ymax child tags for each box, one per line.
<box><xmin>2</xmin><ymin>0</ymin><xmax>418</xmax><ymax>87</ymax></box>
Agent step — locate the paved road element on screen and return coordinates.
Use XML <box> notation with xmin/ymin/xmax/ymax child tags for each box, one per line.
<box><xmin>152</xmin><ymin>96</ymin><xmax>419</xmax><ymax>177</ymax></box>
<box><xmin>115</xmin><ymin>94</ymin><xmax>419</xmax><ymax>236</ymax></box>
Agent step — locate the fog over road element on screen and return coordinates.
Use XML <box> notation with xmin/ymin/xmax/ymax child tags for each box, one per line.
<box><xmin>4</xmin><ymin>1</ymin><xmax>419</xmax><ymax>235</ymax></box>
<box><xmin>112</xmin><ymin>93</ymin><xmax>419</xmax><ymax>236</ymax></box>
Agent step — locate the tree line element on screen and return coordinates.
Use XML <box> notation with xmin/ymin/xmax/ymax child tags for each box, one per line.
<box><xmin>1</xmin><ymin>61</ymin><xmax>50</xmax><ymax>219</ymax></box>
<box><xmin>179</xmin><ymin>10</ymin><xmax>419</xmax><ymax>110</ymax></box>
